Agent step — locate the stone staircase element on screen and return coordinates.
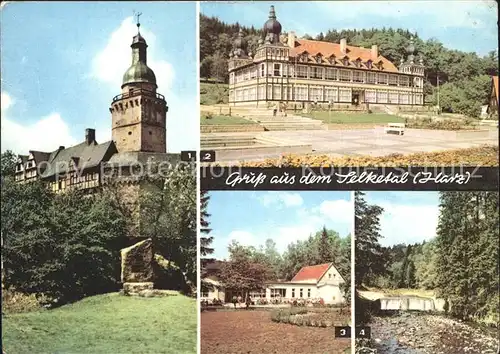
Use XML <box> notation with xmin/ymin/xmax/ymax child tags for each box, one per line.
<box><xmin>232</xmin><ymin>107</ymin><xmax>324</xmax><ymax>131</ymax></box>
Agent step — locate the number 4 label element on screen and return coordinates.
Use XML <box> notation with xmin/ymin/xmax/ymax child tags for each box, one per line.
<box><xmin>356</xmin><ymin>326</ymin><xmax>371</xmax><ymax>339</ymax></box>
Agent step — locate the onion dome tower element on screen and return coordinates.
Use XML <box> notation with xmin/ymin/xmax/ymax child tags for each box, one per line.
<box><xmin>109</xmin><ymin>14</ymin><xmax>168</xmax><ymax>154</ymax></box>
<box><xmin>399</xmin><ymin>37</ymin><xmax>424</xmax><ymax>76</ymax></box>
<box><xmin>232</xmin><ymin>29</ymin><xmax>249</xmax><ymax>58</ymax></box>
<box><xmin>263</xmin><ymin>5</ymin><xmax>282</xmax><ymax>45</ymax></box>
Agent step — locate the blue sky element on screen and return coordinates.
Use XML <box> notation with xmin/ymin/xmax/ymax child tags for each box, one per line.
<box><xmin>362</xmin><ymin>191</ymin><xmax>440</xmax><ymax>247</ymax></box>
<box><xmin>207</xmin><ymin>191</ymin><xmax>353</xmax><ymax>260</ymax></box>
<box><xmin>1</xmin><ymin>2</ymin><xmax>197</xmax><ymax>154</ymax></box>
<box><xmin>201</xmin><ymin>1</ymin><xmax>498</xmax><ymax>56</ymax></box>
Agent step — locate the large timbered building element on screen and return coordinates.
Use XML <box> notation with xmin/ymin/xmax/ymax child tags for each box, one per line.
<box><xmin>228</xmin><ymin>6</ymin><xmax>425</xmax><ymax>107</ymax></box>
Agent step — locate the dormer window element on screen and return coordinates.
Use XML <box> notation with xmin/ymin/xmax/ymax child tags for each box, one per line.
<box><xmin>342</xmin><ymin>56</ymin><xmax>349</xmax><ymax>66</ymax></box>
<box><xmin>355</xmin><ymin>58</ymin><xmax>362</xmax><ymax>68</ymax></box>
<box><xmin>315</xmin><ymin>53</ymin><xmax>323</xmax><ymax>64</ymax></box>
<box><xmin>299</xmin><ymin>52</ymin><xmax>309</xmax><ymax>63</ymax></box>
<box><xmin>328</xmin><ymin>55</ymin><xmax>336</xmax><ymax>65</ymax></box>
<box><xmin>366</xmin><ymin>60</ymin><xmax>373</xmax><ymax>69</ymax></box>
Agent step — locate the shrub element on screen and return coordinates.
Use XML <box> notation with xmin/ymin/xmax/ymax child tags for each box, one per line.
<box><xmin>1</xmin><ymin>183</ymin><xmax>128</xmax><ymax>305</ymax></box>
<box><xmin>205</xmin><ymin>112</ymin><xmax>214</xmax><ymax>120</ymax></box>
<box><xmin>2</xmin><ymin>288</ymin><xmax>48</xmax><ymax>314</ymax></box>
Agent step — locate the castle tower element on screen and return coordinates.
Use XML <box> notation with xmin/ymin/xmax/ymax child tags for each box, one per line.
<box><xmin>110</xmin><ymin>16</ymin><xmax>168</xmax><ymax>153</ymax></box>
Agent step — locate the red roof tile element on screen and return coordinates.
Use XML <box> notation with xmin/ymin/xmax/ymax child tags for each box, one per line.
<box><xmin>290</xmin><ymin>39</ymin><xmax>399</xmax><ymax>73</ymax></box>
<box><xmin>291</xmin><ymin>263</ymin><xmax>331</xmax><ymax>282</ymax></box>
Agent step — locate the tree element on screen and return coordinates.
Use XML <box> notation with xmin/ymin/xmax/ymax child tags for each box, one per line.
<box><xmin>138</xmin><ymin>163</ymin><xmax>197</xmax><ymax>287</ymax></box>
<box><xmin>319</xmin><ymin>226</ymin><xmax>332</xmax><ymax>263</ymax></box>
<box><xmin>1</xmin><ymin>150</ymin><xmax>17</xmax><ymax>179</ymax></box>
<box><xmin>218</xmin><ymin>241</ymin><xmax>268</xmax><ymax>299</ymax></box>
<box><xmin>200</xmin><ymin>190</ymin><xmax>213</xmax><ymax>256</ymax></box>
<box><xmin>200</xmin><ymin>56</ymin><xmax>213</xmax><ymax>79</ymax></box>
<box><xmin>1</xmin><ymin>179</ymin><xmax>128</xmax><ymax>304</ymax></box>
<box><xmin>435</xmin><ymin>192</ymin><xmax>499</xmax><ymax>322</ymax></box>
<box><xmin>354</xmin><ymin>191</ymin><xmax>385</xmax><ymax>287</ymax></box>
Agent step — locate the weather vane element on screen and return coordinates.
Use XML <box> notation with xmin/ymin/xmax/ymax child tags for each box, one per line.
<box><xmin>133</xmin><ymin>10</ymin><xmax>142</xmax><ymax>32</ymax></box>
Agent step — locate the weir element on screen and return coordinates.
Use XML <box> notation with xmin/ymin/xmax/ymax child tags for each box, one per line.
<box><xmin>379</xmin><ymin>296</ymin><xmax>442</xmax><ymax>312</ymax></box>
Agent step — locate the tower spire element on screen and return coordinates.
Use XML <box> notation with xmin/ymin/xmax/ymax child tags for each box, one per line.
<box><xmin>134</xmin><ymin>11</ymin><xmax>142</xmax><ymax>33</ymax></box>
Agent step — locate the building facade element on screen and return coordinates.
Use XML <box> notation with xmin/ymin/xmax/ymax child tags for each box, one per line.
<box><xmin>202</xmin><ymin>262</ymin><xmax>346</xmax><ymax>305</ymax></box>
<box><xmin>228</xmin><ymin>6</ymin><xmax>425</xmax><ymax>107</ymax></box>
<box><xmin>14</xmin><ymin>19</ymin><xmax>171</xmax><ymax>195</ymax></box>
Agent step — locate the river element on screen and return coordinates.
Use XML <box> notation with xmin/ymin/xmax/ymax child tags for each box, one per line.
<box><xmin>356</xmin><ymin>312</ymin><xmax>499</xmax><ymax>354</ymax></box>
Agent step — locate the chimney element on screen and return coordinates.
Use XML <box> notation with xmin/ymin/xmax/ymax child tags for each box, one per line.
<box><xmin>288</xmin><ymin>31</ymin><xmax>296</xmax><ymax>48</ymax></box>
<box><xmin>340</xmin><ymin>38</ymin><xmax>347</xmax><ymax>55</ymax></box>
<box><xmin>85</xmin><ymin>128</ymin><xmax>96</xmax><ymax>145</ymax></box>
<box><xmin>371</xmin><ymin>45</ymin><xmax>378</xmax><ymax>60</ymax></box>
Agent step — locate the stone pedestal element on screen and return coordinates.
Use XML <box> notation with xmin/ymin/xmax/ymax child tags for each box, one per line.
<box><xmin>123</xmin><ymin>282</ymin><xmax>154</xmax><ymax>295</ymax></box>
<box><xmin>120</xmin><ymin>238</ymin><xmax>154</xmax><ymax>295</ymax></box>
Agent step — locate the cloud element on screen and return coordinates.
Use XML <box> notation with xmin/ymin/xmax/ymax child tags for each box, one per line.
<box><xmin>316</xmin><ymin>1</ymin><xmax>496</xmax><ymax>30</ymax></box>
<box><xmin>257</xmin><ymin>191</ymin><xmax>304</xmax><ymax>208</ymax></box>
<box><xmin>228</xmin><ymin>230</ymin><xmax>256</xmax><ymax>247</ymax></box>
<box><xmin>1</xmin><ymin>92</ymin><xmax>76</xmax><ymax>153</ymax></box>
<box><xmin>378</xmin><ymin>202</ymin><xmax>439</xmax><ymax>247</ymax></box>
<box><xmin>219</xmin><ymin>197</ymin><xmax>353</xmax><ymax>257</ymax></box>
<box><xmin>90</xmin><ymin>16</ymin><xmax>196</xmax><ymax>152</ymax></box>
<box><xmin>91</xmin><ymin>16</ymin><xmax>174</xmax><ymax>95</ymax></box>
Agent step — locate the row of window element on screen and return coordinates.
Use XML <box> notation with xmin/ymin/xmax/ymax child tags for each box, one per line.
<box><xmin>247</xmin><ymin>288</ymin><xmax>314</xmax><ymax>298</ymax></box>
<box><xmin>51</xmin><ymin>179</ymin><xmax>99</xmax><ymax>192</ymax></box>
<box><xmin>231</xmin><ymin>63</ymin><xmax>421</xmax><ymax>87</ymax></box>
<box><xmin>230</xmin><ymin>85</ymin><xmax>423</xmax><ymax>105</ymax></box>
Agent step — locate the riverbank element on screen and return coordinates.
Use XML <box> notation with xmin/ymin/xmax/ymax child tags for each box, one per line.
<box><xmin>356</xmin><ymin>312</ymin><xmax>498</xmax><ymax>354</ymax></box>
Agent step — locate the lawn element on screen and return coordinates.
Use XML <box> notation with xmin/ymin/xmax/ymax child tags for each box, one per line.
<box><xmin>201</xmin><ymin>310</ymin><xmax>351</xmax><ymax>354</ymax></box>
<box><xmin>301</xmin><ymin>111</ymin><xmax>404</xmax><ymax>124</ymax></box>
<box><xmin>2</xmin><ymin>293</ymin><xmax>197</xmax><ymax>354</ymax></box>
<box><xmin>201</xmin><ymin>114</ymin><xmax>255</xmax><ymax>125</ymax></box>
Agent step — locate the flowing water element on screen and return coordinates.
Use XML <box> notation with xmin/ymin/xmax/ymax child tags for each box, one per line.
<box><xmin>357</xmin><ymin>312</ymin><xmax>498</xmax><ymax>354</ymax></box>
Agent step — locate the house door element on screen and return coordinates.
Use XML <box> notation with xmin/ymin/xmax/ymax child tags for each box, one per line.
<box><xmin>352</xmin><ymin>92</ymin><xmax>360</xmax><ymax>106</ymax></box>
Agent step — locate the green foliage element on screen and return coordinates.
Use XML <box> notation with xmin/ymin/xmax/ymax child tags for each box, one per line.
<box><xmin>435</xmin><ymin>75</ymin><xmax>492</xmax><ymax>117</ymax></box>
<box><xmin>1</xmin><ymin>150</ymin><xmax>17</xmax><ymax>178</ymax></box>
<box><xmin>354</xmin><ymin>191</ymin><xmax>385</xmax><ymax>287</ymax></box>
<box><xmin>1</xmin><ymin>180</ymin><xmax>128</xmax><ymax>304</ymax></box>
<box><xmin>200</xmin><ymin>82</ymin><xmax>229</xmax><ymax>105</ymax></box>
<box><xmin>435</xmin><ymin>192</ymin><xmax>499</xmax><ymax>324</ymax></box>
<box><xmin>200</xmin><ymin>190</ymin><xmax>213</xmax><ymax>256</ymax></box>
<box><xmin>139</xmin><ymin>163</ymin><xmax>197</xmax><ymax>289</ymax></box>
<box><xmin>1</xmin><ymin>289</ymin><xmax>48</xmax><ymax>314</ymax></box>
<box><xmin>218</xmin><ymin>241</ymin><xmax>269</xmax><ymax>295</ymax></box>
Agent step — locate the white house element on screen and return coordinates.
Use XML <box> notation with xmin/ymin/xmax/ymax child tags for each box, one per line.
<box><xmin>202</xmin><ymin>262</ymin><xmax>346</xmax><ymax>305</ymax></box>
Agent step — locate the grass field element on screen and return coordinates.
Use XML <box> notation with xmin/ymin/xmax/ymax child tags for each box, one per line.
<box><xmin>201</xmin><ymin>114</ymin><xmax>254</xmax><ymax>125</ymax></box>
<box><xmin>2</xmin><ymin>293</ymin><xmax>197</xmax><ymax>354</ymax></box>
<box><xmin>200</xmin><ymin>82</ymin><xmax>229</xmax><ymax>105</ymax></box>
<box><xmin>302</xmin><ymin>111</ymin><xmax>404</xmax><ymax>124</ymax></box>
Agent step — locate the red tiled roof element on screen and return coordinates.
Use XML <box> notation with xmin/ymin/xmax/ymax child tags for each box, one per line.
<box><xmin>290</xmin><ymin>39</ymin><xmax>399</xmax><ymax>73</ymax></box>
<box><xmin>493</xmin><ymin>76</ymin><xmax>499</xmax><ymax>102</ymax></box>
<box><xmin>291</xmin><ymin>263</ymin><xmax>331</xmax><ymax>282</ymax></box>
